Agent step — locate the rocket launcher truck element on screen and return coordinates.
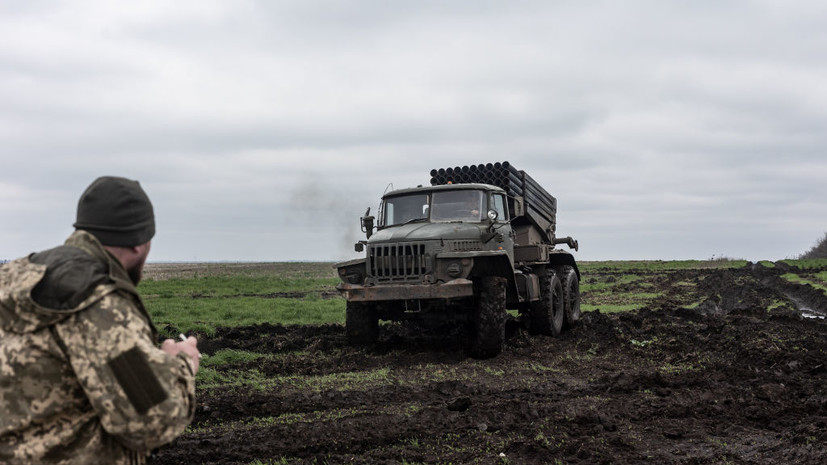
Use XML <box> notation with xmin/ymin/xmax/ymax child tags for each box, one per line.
<box><xmin>335</xmin><ymin>162</ymin><xmax>580</xmax><ymax>358</ymax></box>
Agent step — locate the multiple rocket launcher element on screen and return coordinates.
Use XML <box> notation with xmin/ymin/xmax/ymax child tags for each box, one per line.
<box><xmin>429</xmin><ymin>161</ymin><xmax>559</xmax><ymax>243</ymax></box>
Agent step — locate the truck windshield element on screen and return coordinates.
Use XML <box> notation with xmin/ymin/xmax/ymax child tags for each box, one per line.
<box><xmin>431</xmin><ymin>190</ymin><xmax>484</xmax><ymax>222</ymax></box>
<box><xmin>384</xmin><ymin>194</ymin><xmax>429</xmax><ymax>226</ymax></box>
<box><xmin>383</xmin><ymin>189</ymin><xmax>487</xmax><ymax>226</ymax></box>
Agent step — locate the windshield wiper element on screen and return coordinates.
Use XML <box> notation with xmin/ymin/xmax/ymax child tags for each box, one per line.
<box><xmin>398</xmin><ymin>217</ymin><xmax>428</xmax><ymax>226</ymax></box>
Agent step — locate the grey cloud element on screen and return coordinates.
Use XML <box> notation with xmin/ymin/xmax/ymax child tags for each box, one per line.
<box><xmin>2</xmin><ymin>1</ymin><xmax>826</xmax><ymax>262</ymax></box>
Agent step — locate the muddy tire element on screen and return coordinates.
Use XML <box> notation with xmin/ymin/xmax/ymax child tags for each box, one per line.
<box><xmin>531</xmin><ymin>268</ymin><xmax>564</xmax><ymax>336</ymax></box>
<box><xmin>557</xmin><ymin>266</ymin><xmax>581</xmax><ymax>328</ymax></box>
<box><xmin>471</xmin><ymin>276</ymin><xmax>507</xmax><ymax>359</ymax></box>
<box><xmin>346</xmin><ymin>301</ymin><xmax>379</xmax><ymax>344</ymax></box>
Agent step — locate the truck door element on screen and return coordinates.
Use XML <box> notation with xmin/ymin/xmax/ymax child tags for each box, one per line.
<box><xmin>491</xmin><ymin>193</ymin><xmax>514</xmax><ymax>263</ymax></box>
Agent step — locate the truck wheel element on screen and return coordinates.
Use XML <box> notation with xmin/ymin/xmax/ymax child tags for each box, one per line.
<box><xmin>558</xmin><ymin>266</ymin><xmax>581</xmax><ymax>328</ymax></box>
<box><xmin>346</xmin><ymin>301</ymin><xmax>379</xmax><ymax>344</ymax></box>
<box><xmin>471</xmin><ymin>276</ymin><xmax>507</xmax><ymax>359</ymax></box>
<box><xmin>531</xmin><ymin>268</ymin><xmax>564</xmax><ymax>336</ymax></box>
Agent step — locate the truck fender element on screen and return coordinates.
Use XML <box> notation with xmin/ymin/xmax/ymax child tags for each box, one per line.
<box><xmin>548</xmin><ymin>253</ymin><xmax>580</xmax><ymax>279</ymax></box>
<box><xmin>467</xmin><ymin>253</ymin><xmax>519</xmax><ymax>306</ymax></box>
<box><xmin>335</xmin><ymin>258</ymin><xmax>367</xmax><ymax>285</ymax></box>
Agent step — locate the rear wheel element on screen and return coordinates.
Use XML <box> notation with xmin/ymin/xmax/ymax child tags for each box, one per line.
<box><xmin>471</xmin><ymin>276</ymin><xmax>507</xmax><ymax>358</ymax></box>
<box><xmin>557</xmin><ymin>266</ymin><xmax>581</xmax><ymax>328</ymax></box>
<box><xmin>531</xmin><ymin>268</ymin><xmax>564</xmax><ymax>336</ymax></box>
<box><xmin>346</xmin><ymin>301</ymin><xmax>379</xmax><ymax>344</ymax></box>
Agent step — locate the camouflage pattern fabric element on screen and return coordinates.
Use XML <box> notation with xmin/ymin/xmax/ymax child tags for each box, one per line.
<box><xmin>0</xmin><ymin>231</ymin><xmax>195</xmax><ymax>465</ymax></box>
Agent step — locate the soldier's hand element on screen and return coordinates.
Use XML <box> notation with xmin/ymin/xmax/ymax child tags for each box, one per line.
<box><xmin>161</xmin><ymin>336</ymin><xmax>200</xmax><ymax>374</ymax></box>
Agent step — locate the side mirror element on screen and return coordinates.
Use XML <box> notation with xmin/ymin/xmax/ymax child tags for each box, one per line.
<box><xmin>360</xmin><ymin>207</ymin><xmax>375</xmax><ymax>239</ymax></box>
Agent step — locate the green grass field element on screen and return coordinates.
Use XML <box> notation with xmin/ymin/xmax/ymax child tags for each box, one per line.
<box><xmin>140</xmin><ymin>263</ymin><xmax>342</xmax><ymax>337</ymax></box>
<box><xmin>140</xmin><ymin>258</ymin><xmax>802</xmax><ymax>337</ymax></box>
<box><xmin>139</xmin><ymin>259</ymin><xmax>827</xmax><ymax>383</ymax></box>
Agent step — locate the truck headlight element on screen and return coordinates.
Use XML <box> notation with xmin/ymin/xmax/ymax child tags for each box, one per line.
<box><xmin>339</xmin><ymin>268</ymin><xmax>364</xmax><ymax>284</ymax></box>
<box><xmin>447</xmin><ymin>262</ymin><xmax>463</xmax><ymax>278</ymax></box>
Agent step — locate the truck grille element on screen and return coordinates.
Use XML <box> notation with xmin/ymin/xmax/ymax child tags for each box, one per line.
<box><xmin>369</xmin><ymin>242</ymin><xmax>428</xmax><ymax>281</ymax></box>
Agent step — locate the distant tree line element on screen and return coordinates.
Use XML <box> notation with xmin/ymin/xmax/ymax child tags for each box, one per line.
<box><xmin>801</xmin><ymin>232</ymin><xmax>827</xmax><ymax>259</ymax></box>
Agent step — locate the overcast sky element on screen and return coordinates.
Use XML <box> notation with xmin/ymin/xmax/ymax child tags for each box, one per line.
<box><xmin>1</xmin><ymin>0</ymin><xmax>825</xmax><ymax>263</ymax></box>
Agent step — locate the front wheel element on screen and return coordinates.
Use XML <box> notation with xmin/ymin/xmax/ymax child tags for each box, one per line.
<box><xmin>530</xmin><ymin>268</ymin><xmax>564</xmax><ymax>336</ymax></box>
<box><xmin>471</xmin><ymin>276</ymin><xmax>507</xmax><ymax>359</ymax></box>
<box><xmin>346</xmin><ymin>301</ymin><xmax>379</xmax><ymax>344</ymax></box>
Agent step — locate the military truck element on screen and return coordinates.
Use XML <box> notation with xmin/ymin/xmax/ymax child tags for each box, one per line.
<box><xmin>335</xmin><ymin>162</ymin><xmax>580</xmax><ymax>358</ymax></box>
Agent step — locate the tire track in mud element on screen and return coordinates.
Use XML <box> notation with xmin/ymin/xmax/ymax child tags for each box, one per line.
<box><xmin>750</xmin><ymin>262</ymin><xmax>827</xmax><ymax>319</ymax></box>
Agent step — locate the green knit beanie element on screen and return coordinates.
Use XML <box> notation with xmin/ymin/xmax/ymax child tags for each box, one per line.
<box><xmin>73</xmin><ymin>176</ymin><xmax>155</xmax><ymax>247</ymax></box>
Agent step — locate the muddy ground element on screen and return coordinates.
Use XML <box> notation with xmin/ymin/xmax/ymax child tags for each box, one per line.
<box><xmin>150</xmin><ymin>263</ymin><xmax>827</xmax><ymax>464</ymax></box>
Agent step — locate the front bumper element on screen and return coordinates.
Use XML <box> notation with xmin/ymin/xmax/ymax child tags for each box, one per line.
<box><xmin>337</xmin><ymin>278</ymin><xmax>474</xmax><ymax>302</ymax></box>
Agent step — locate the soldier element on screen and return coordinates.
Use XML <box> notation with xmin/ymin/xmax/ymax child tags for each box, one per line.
<box><xmin>0</xmin><ymin>176</ymin><xmax>199</xmax><ymax>464</ymax></box>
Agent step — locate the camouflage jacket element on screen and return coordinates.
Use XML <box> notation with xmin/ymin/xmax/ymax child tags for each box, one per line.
<box><xmin>0</xmin><ymin>231</ymin><xmax>196</xmax><ymax>465</ymax></box>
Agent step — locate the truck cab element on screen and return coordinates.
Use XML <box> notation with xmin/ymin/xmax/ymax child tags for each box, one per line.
<box><xmin>367</xmin><ymin>183</ymin><xmax>513</xmax><ymax>283</ymax></box>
